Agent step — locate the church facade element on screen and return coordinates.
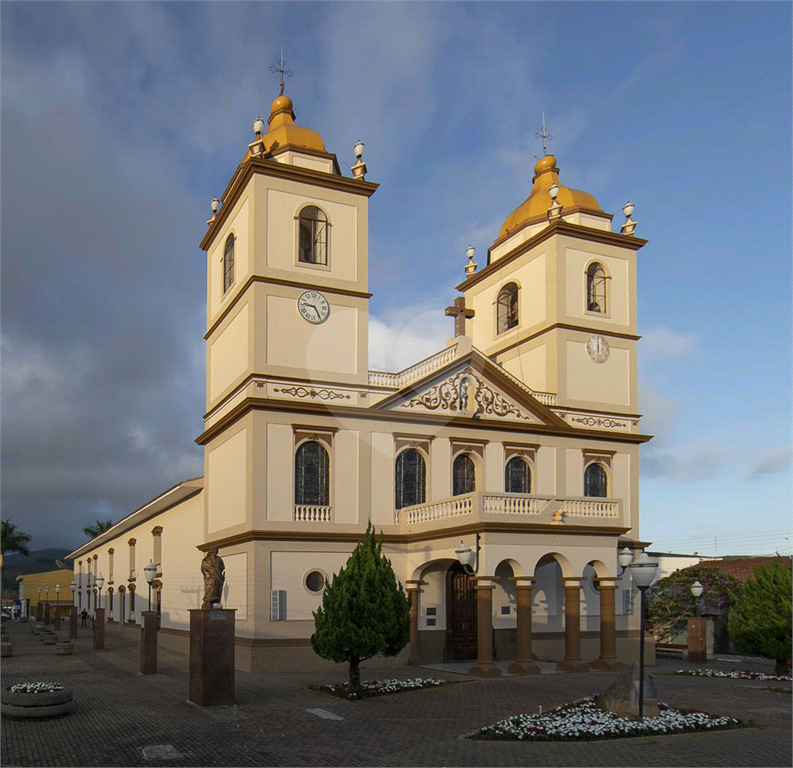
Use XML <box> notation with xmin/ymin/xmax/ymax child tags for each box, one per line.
<box><xmin>68</xmin><ymin>90</ymin><xmax>652</xmax><ymax>675</ymax></box>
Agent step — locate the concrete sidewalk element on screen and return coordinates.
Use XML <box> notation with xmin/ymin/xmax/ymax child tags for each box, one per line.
<box><xmin>1</xmin><ymin>619</ymin><xmax>790</xmax><ymax>767</ymax></box>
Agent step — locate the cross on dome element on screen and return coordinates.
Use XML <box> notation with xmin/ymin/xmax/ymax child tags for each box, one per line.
<box><xmin>270</xmin><ymin>43</ymin><xmax>293</xmax><ymax>96</ymax></box>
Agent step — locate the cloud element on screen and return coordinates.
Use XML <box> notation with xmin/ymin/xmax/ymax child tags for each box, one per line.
<box><xmin>640</xmin><ymin>327</ymin><xmax>697</xmax><ymax>362</ymax></box>
<box><xmin>369</xmin><ymin>305</ymin><xmax>451</xmax><ymax>373</ymax></box>
<box><xmin>641</xmin><ymin>443</ymin><xmax>737</xmax><ymax>481</ymax></box>
<box><xmin>638</xmin><ymin>386</ymin><xmax>679</xmax><ymax>447</ymax></box>
<box><xmin>743</xmin><ymin>445</ymin><xmax>793</xmax><ymax>481</ymax></box>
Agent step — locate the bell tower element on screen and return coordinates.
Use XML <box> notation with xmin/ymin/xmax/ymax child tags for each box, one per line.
<box><xmin>458</xmin><ymin>153</ymin><xmax>646</xmax><ymax>415</ymax></box>
<box><xmin>200</xmin><ymin>93</ymin><xmax>378</xmax><ymax>413</ymax></box>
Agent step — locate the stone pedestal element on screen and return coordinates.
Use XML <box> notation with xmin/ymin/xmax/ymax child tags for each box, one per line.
<box><xmin>591</xmin><ymin>582</ymin><xmax>625</xmax><ymax>671</ymax></box>
<box><xmin>69</xmin><ymin>607</ymin><xmax>78</xmax><ymax>639</ymax></box>
<box><xmin>688</xmin><ymin>617</ymin><xmax>708</xmax><ymax>663</ymax></box>
<box><xmin>189</xmin><ymin>609</ymin><xmax>236</xmax><ymax>707</ymax></box>
<box><xmin>140</xmin><ymin>611</ymin><xmax>158</xmax><ymax>674</ymax></box>
<box><xmin>54</xmin><ymin>608</ymin><xmax>61</xmax><ymax>631</ymax></box>
<box><xmin>93</xmin><ymin>608</ymin><xmax>105</xmax><ymax>650</ymax></box>
<box><xmin>44</xmin><ymin>604</ymin><xmax>51</xmax><ymax>625</ymax></box>
<box><xmin>36</xmin><ymin>603</ymin><xmax>43</xmax><ymax>622</ymax></box>
<box><xmin>557</xmin><ymin>579</ymin><xmax>589</xmax><ymax>673</ymax></box>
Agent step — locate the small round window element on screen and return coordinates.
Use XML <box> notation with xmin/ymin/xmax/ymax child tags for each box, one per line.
<box><xmin>305</xmin><ymin>571</ymin><xmax>325</xmax><ymax>593</ymax></box>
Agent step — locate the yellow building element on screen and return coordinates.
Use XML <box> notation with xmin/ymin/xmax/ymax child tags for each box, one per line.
<box><xmin>69</xmin><ymin>89</ymin><xmax>652</xmax><ymax>674</ymax></box>
<box><xmin>18</xmin><ymin>569</ymin><xmax>75</xmax><ymax>619</ymax></box>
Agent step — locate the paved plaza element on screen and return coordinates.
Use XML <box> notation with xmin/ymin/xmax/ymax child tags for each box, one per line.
<box><xmin>1</xmin><ymin>619</ymin><xmax>791</xmax><ymax>767</ymax></box>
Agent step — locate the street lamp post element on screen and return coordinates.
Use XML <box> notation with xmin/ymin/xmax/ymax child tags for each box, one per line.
<box><xmin>627</xmin><ymin>551</ymin><xmax>658</xmax><ymax>722</ymax></box>
<box><xmin>44</xmin><ymin>586</ymin><xmax>50</xmax><ymax>623</ymax></box>
<box><xmin>144</xmin><ymin>560</ymin><xmax>158</xmax><ymax>609</ymax></box>
<box><xmin>690</xmin><ymin>580</ymin><xmax>703</xmax><ymax>616</ymax></box>
<box><xmin>96</xmin><ymin>574</ymin><xmax>105</xmax><ymax>610</ymax></box>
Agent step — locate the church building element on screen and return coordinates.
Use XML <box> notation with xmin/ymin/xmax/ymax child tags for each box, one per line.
<box><xmin>68</xmin><ymin>86</ymin><xmax>652</xmax><ymax>675</ymax></box>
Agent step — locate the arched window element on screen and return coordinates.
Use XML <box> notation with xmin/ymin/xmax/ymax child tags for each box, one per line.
<box><xmin>223</xmin><ymin>234</ymin><xmax>235</xmax><ymax>293</ymax></box>
<box><xmin>295</xmin><ymin>440</ymin><xmax>330</xmax><ymax>506</ymax></box>
<box><xmin>586</xmin><ymin>262</ymin><xmax>607</xmax><ymax>313</ymax></box>
<box><xmin>298</xmin><ymin>206</ymin><xmax>328</xmax><ymax>265</ymax></box>
<box><xmin>453</xmin><ymin>454</ymin><xmax>476</xmax><ymax>496</ymax></box>
<box><xmin>584</xmin><ymin>463</ymin><xmax>608</xmax><ymax>497</ymax></box>
<box><xmin>505</xmin><ymin>457</ymin><xmax>532</xmax><ymax>494</ymax></box>
<box><xmin>395</xmin><ymin>449</ymin><xmax>426</xmax><ymax>509</ymax></box>
<box><xmin>497</xmin><ymin>283</ymin><xmax>519</xmax><ymax>333</ymax></box>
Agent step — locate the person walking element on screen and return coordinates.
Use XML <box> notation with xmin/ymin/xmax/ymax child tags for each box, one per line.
<box><xmin>81</xmin><ymin>609</ymin><xmax>88</xmax><ymax>627</ymax></box>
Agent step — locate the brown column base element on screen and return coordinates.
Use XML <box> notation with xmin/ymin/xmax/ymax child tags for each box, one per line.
<box><xmin>508</xmin><ymin>661</ymin><xmax>541</xmax><ymax>675</ymax></box>
<box><xmin>93</xmin><ymin>608</ymin><xmax>105</xmax><ymax>650</ymax></box>
<box><xmin>468</xmin><ymin>662</ymin><xmax>502</xmax><ymax>678</ymax></box>
<box><xmin>140</xmin><ymin>611</ymin><xmax>158</xmax><ymax>675</ymax></box>
<box><xmin>189</xmin><ymin>608</ymin><xmax>236</xmax><ymax>707</ymax></box>
<box><xmin>591</xmin><ymin>658</ymin><xmax>625</xmax><ymax>671</ymax></box>
<box><xmin>69</xmin><ymin>607</ymin><xmax>78</xmax><ymax>639</ymax></box>
<box><xmin>556</xmin><ymin>659</ymin><xmax>589</xmax><ymax>673</ymax></box>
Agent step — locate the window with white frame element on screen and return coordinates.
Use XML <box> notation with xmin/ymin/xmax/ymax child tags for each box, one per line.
<box><xmin>395</xmin><ymin>448</ymin><xmax>426</xmax><ymax>509</ymax></box>
<box><xmin>586</xmin><ymin>262</ymin><xmax>607</xmax><ymax>313</ymax></box>
<box><xmin>223</xmin><ymin>233</ymin><xmax>235</xmax><ymax>293</ymax></box>
<box><xmin>298</xmin><ymin>206</ymin><xmax>328</xmax><ymax>265</ymax></box>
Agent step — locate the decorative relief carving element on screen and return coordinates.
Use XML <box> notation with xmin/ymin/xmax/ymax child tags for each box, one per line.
<box><xmin>569</xmin><ymin>415</ymin><xmax>632</xmax><ymax>429</ymax></box>
<box><xmin>273</xmin><ymin>386</ymin><xmax>351</xmax><ymax>401</ymax></box>
<box><xmin>404</xmin><ymin>369</ymin><xmax>531</xmax><ymax>421</ymax></box>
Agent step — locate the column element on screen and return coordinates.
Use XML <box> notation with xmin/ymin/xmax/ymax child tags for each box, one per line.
<box><xmin>591</xmin><ymin>579</ymin><xmax>623</xmax><ymax>671</ymax></box>
<box><xmin>406</xmin><ymin>580</ymin><xmax>426</xmax><ymax>666</ymax></box>
<box><xmin>508</xmin><ymin>577</ymin><xmax>540</xmax><ymax>675</ymax></box>
<box><xmin>69</xmin><ymin>606</ymin><xmax>78</xmax><ymax>639</ymax></box>
<box><xmin>468</xmin><ymin>578</ymin><xmax>501</xmax><ymax>678</ymax></box>
<box><xmin>141</xmin><ymin>611</ymin><xmax>158</xmax><ymax>674</ymax></box>
<box><xmin>557</xmin><ymin>578</ymin><xmax>589</xmax><ymax>673</ymax></box>
<box><xmin>93</xmin><ymin>608</ymin><xmax>105</xmax><ymax>650</ymax></box>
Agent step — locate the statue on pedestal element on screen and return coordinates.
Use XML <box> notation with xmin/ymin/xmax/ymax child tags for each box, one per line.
<box><xmin>200</xmin><ymin>547</ymin><xmax>225</xmax><ymax>609</ymax></box>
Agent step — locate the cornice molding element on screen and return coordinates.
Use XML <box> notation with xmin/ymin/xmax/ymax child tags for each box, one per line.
<box><xmin>205</xmin><ymin>275</ymin><xmax>371</xmax><ymax>340</ymax></box>
<box><xmin>201</xmin><ymin>156</ymin><xmax>378</xmax><ymax>251</ymax></box>
<box><xmin>457</xmin><ymin>219</ymin><xmax>647</xmax><ymax>292</ymax></box>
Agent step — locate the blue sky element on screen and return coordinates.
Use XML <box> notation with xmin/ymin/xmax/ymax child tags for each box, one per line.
<box><xmin>2</xmin><ymin>1</ymin><xmax>791</xmax><ymax>556</ymax></box>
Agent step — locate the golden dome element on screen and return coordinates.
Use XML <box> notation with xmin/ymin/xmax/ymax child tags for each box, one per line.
<box><xmin>261</xmin><ymin>93</ymin><xmax>326</xmax><ymax>154</ymax></box>
<box><xmin>498</xmin><ymin>154</ymin><xmax>601</xmax><ymax>238</ymax></box>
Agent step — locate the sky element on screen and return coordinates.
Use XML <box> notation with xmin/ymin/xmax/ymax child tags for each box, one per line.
<box><xmin>2</xmin><ymin>1</ymin><xmax>791</xmax><ymax>558</ymax></box>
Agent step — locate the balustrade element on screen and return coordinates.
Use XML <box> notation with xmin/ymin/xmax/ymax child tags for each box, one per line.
<box><xmin>294</xmin><ymin>505</ymin><xmax>333</xmax><ymax>523</ymax></box>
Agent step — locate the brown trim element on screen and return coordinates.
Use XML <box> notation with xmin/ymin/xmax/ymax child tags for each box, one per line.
<box><xmin>199</xmin><ymin>521</ymin><xmax>630</xmax><ymax>552</ymax></box>
<box><xmin>457</xmin><ymin>219</ymin><xmax>647</xmax><ymax>292</ymax></box>
<box><xmin>235</xmin><ymin>636</ymin><xmax>312</xmax><ymax>648</ymax></box>
<box><xmin>158</xmin><ymin>627</ymin><xmax>189</xmax><ymax>638</ymax></box>
<box><xmin>205</xmin><ymin>275</ymin><xmax>371</xmax><ymax>340</ymax></box>
<box><xmin>490</xmin><ymin>207</ymin><xmax>614</xmax><ymax>253</ymax></box>
<box><xmin>196</xmin><ymin>395</ymin><xmax>651</xmax><ymax>447</ymax></box>
<box><xmin>486</xmin><ymin>323</ymin><xmax>640</xmax><ymax>361</ymax></box>
<box><xmin>201</xmin><ymin>156</ymin><xmax>378</xmax><ymax>251</ymax></box>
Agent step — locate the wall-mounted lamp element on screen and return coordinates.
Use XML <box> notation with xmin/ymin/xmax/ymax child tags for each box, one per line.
<box><xmin>455</xmin><ymin>534</ymin><xmax>481</xmax><ymax>576</ymax></box>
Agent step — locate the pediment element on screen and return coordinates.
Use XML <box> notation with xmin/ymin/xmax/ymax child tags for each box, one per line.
<box><xmin>374</xmin><ymin>353</ymin><xmax>567</xmax><ymax>429</ymax></box>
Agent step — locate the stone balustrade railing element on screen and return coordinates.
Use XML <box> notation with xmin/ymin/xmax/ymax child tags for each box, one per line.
<box><xmin>368</xmin><ymin>344</ymin><xmax>459</xmax><ymax>389</ymax></box>
<box><xmin>294</xmin><ymin>505</ymin><xmax>333</xmax><ymax>523</ymax></box>
<box><xmin>399</xmin><ymin>492</ymin><xmax>622</xmax><ymax>529</ymax></box>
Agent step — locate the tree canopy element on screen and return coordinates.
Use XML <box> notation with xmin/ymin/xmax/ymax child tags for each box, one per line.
<box><xmin>82</xmin><ymin>519</ymin><xmax>114</xmax><ymax>538</ymax></box>
<box><xmin>311</xmin><ymin>522</ymin><xmax>411</xmax><ymax>690</ymax></box>
<box><xmin>1</xmin><ymin>519</ymin><xmax>32</xmax><ymax>598</ymax></box>
<box><xmin>728</xmin><ymin>557</ymin><xmax>792</xmax><ymax>674</ymax></box>
<box><xmin>647</xmin><ymin>564</ymin><xmax>740</xmax><ymax>644</ymax></box>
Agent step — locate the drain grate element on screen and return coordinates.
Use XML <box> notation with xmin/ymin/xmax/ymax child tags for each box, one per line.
<box><xmin>140</xmin><ymin>745</ymin><xmax>187</xmax><ymax>761</ymax></box>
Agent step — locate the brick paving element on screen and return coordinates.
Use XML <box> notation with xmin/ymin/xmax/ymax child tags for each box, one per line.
<box><xmin>1</xmin><ymin>619</ymin><xmax>791</xmax><ymax>767</ymax></box>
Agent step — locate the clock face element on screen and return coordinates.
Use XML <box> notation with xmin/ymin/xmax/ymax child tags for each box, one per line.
<box><xmin>297</xmin><ymin>291</ymin><xmax>330</xmax><ymax>324</ymax></box>
<box><xmin>586</xmin><ymin>334</ymin><xmax>610</xmax><ymax>363</ymax></box>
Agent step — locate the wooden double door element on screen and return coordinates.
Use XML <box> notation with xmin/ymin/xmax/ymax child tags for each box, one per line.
<box><xmin>445</xmin><ymin>563</ymin><xmax>478</xmax><ymax>660</ymax></box>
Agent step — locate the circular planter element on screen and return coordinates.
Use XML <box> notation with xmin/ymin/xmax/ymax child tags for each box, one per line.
<box><xmin>55</xmin><ymin>642</ymin><xmax>73</xmax><ymax>655</ymax></box>
<box><xmin>31</xmin><ymin>624</ymin><xmax>44</xmax><ymax>635</ymax></box>
<box><xmin>1</xmin><ymin>643</ymin><xmax>12</xmax><ymax>658</ymax></box>
<box><xmin>42</xmin><ymin>634</ymin><xmax>58</xmax><ymax>645</ymax></box>
<box><xmin>1</xmin><ymin>686</ymin><xmax>73</xmax><ymax>719</ymax></box>
<box><xmin>19</xmin><ymin>616</ymin><xmax>28</xmax><ymax>623</ymax></box>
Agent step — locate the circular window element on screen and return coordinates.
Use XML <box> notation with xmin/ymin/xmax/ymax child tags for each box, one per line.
<box><xmin>305</xmin><ymin>571</ymin><xmax>326</xmax><ymax>593</ymax></box>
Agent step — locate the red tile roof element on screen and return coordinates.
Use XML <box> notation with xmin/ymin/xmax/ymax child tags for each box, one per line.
<box><xmin>705</xmin><ymin>556</ymin><xmax>791</xmax><ymax>583</ymax></box>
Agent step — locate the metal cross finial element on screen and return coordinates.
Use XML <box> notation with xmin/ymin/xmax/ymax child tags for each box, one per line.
<box><xmin>270</xmin><ymin>43</ymin><xmax>293</xmax><ymax>95</ymax></box>
<box><xmin>535</xmin><ymin>109</ymin><xmax>553</xmax><ymax>155</ymax></box>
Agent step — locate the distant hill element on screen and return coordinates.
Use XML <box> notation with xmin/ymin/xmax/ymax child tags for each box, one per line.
<box><xmin>2</xmin><ymin>549</ymin><xmax>73</xmax><ymax>592</ymax></box>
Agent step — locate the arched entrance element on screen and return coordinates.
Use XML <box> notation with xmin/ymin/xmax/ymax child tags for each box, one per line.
<box><xmin>445</xmin><ymin>562</ymin><xmax>477</xmax><ymax>660</ymax></box>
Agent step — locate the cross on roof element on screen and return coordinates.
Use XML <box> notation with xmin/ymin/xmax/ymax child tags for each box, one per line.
<box><xmin>445</xmin><ymin>297</ymin><xmax>475</xmax><ymax>337</ymax></box>
<box><xmin>270</xmin><ymin>43</ymin><xmax>293</xmax><ymax>95</ymax></box>
<box><xmin>535</xmin><ymin>109</ymin><xmax>553</xmax><ymax>155</ymax></box>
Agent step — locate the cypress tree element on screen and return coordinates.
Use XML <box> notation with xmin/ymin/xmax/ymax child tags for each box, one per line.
<box><xmin>311</xmin><ymin>522</ymin><xmax>411</xmax><ymax>690</ymax></box>
<box><xmin>728</xmin><ymin>557</ymin><xmax>792</xmax><ymax>675</ymax></box>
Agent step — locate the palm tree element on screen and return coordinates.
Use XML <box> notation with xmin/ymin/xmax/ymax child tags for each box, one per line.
<box><xmin>82</xmin><ymin>519</ymin><xmax>114</xmax><ymax>539</ymax></box>
<box><xmin>1</xmin><ymin>519</ymin><xmax>32</xmax><ymax>599</ymax></box>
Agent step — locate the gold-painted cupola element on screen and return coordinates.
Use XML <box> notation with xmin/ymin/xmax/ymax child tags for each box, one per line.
<box><xmin>499</xmin><ymin>154</ymin><xmax>606</xmax><ymax>238</ymax></box>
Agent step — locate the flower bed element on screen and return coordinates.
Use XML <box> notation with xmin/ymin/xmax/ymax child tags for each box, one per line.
<box><xmin>2</xmin><ymin>682</ymin><xmax>73</xmax><ymax>719</ymax></box>
<box><xmin>313</xmin><ymin>678</ymin><xmax>448</xmax><ymax>700</ymax></box>
<box><xmin>676</xmin><ymin>669</ymin><xmax>793</xmax><ymax>682</ymax></box>
<box><xmin>474</xmin><ymin>697</ymin><xmax>741</xmax><ymax>741</ymax></box>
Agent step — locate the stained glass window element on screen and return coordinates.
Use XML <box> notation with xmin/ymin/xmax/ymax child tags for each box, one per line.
<box><xmin>453</xmin><ymin>454</ymin><xmax>476</xmax><ymax>496</ymax></box>
<box><xmin>584</xmin><ymin>462</ymin><xmax>608</xmax><ymax>497</ymax></box>
<box><xmin>395</xmin><ymin>449</ymin><xmax>426</xmax><ymax>509</ymax></box>
<box><xmin>295</xmin><ymin>441</ymin><xmax>330</xmax><ymax>506</ymax></box>
<box><xmin>505</xmin><ymin>457</ymin><xmax>531</xmax><ymax>494</ymax></box>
